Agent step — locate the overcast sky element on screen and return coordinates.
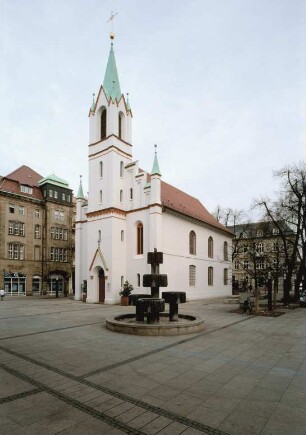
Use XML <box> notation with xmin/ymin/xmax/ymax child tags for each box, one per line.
<box><xmin>1</xmin><ymin>0</ymin><xmax>305</xmax><ymax>218</ymax></box>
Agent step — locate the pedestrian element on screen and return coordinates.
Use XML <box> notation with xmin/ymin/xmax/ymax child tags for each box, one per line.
<box><xmin>0</xmin><ymin>289</ymin><xmax>5</xmax><ymax>301</ymax></box>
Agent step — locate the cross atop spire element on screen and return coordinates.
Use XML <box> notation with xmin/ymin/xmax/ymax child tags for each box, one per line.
<box><xmin>107</xmin><ymin>11</ymin><xmax>118</xmax><ymax>40</ymax></box>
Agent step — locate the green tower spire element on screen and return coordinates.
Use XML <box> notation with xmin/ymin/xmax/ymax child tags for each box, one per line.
<box><xmin>151</xmin><ymin>144</ymin><xmax>162</xmax><ymax>176</ymax></box>
<box><xmin>103</xmin><ymin>42</ymin><xmax>122</xmax><ymax>101</ymax></box>
<box><xmin>77</xmin><ymin>175</ymin><xmax>85</xmax><ymax>200</ymax></box>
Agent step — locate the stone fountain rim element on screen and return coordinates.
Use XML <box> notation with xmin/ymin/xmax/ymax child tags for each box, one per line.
<box><xmin>105</xmin><ymin>312</ymin><xmax>205</xmax><ymax>336</ymax></box>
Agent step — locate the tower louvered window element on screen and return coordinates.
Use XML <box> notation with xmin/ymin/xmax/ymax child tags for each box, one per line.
<box><xmin>101</xmin><ymin>108</ymin><xmax>107</xmax><ymax>139</ymax></box>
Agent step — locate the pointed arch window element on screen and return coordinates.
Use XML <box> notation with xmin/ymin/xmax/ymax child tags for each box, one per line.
<box><xmin>189</xmin><ymin>265</ymin><xmax>196</xmax><ymax>286</ymax></box>
<box><xmin>189</xmin><ymin>231</ymin><xmax>196</xmax><ymax>255</ymax></box>
<box><xmin>208</xmin><ymin>267</ymin><xmax>214</xmax><ymax>286</ymax></box>
<box><xmin>223</xmin><ymin>241</ymin><xmax>228</xmax><ymax>261</ymax></box>
<box><xmin>118</xmin><ymin>112</ymin><xmax>124</xmax><ymax>139</ymax></box>
<box><xmin>100</xmin><ymin>108</ymin><xmax>107</xmax><ymax>140</ymax></box>
<box><xmin>137</xmin><ymin>223</ymin><xmax>143</xmax><ymax>255</ymax></box>
<box><xmin>208</xmin><ymin>236</ymin><xmax>214</xmax><ymax>258</ymax></box>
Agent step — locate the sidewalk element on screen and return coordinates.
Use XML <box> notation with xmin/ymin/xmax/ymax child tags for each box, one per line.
<box><xmin>0</xmin><ymin>297</ymin><xmax>305</xmax><ymax>435</ymax></box>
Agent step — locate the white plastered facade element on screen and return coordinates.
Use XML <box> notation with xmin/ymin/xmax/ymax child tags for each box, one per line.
<box><xmin>75</xmin><ymin>44</ymin><xmax>233</xmax><ymax>304</ymax></box>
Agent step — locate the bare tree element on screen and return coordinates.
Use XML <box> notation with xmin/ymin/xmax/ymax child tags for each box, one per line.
<box><xmin>254</xmin><ymin>161</ymin><xmax>306</xmax><ymax>303</ymax></box>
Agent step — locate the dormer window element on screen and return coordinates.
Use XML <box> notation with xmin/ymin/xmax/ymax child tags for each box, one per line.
<box><xmin>20</xmin><ymin>185</ymin><xmax>33</xmax><ymax>194</ymax></box>
<box><xmin>257</xmin><ymin>230</ymin><xmax>263</xmax><ymax>237</ymax></box>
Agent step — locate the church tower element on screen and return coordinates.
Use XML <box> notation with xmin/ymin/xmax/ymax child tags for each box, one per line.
<box><xmin>84</xmin><ymin>33</ymin><xmax>133</xmax><ymax>304</ymax></box>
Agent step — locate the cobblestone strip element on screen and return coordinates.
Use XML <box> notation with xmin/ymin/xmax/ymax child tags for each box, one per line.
<box><xmin>1</xmin><ymin>364</ymin><xmax>148</xmax><ymax>435</ymax></box>
<box><xmin>0</xmin><ymin>388</ymin><xmax>41</xmax><ymax>404</ymax></box>
<box><xmin>82</xmin><ymin>316</ymin><xmax>253</xmax><ymax>378</ymax></box>
<box><xmin>0</xmin><ymin>305</ymin><xmax>106</xmax><ymax>321</ymax></box>
<box><xmin>0</xmin><ymin>348</ymin><xmax>231</xmax><ymax>435</ymax></box>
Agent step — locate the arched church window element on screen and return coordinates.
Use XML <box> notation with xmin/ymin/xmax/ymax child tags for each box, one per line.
<box><xmin>189</xmin><ymin>231</ymin><xmax>196</xmax><ymax>255</ymax></box>
<box><xmin>224</xmin><ymin>241</ymin><xmax>228</xmax><ymax>261</ymax></box>
<box><xmin>208</xmin><ymin>237</ymin><xmax>214</xmax><ymax>258</ymax></box>
<box><xmin>120</xmin><ymin>161</ymin><xmax>124</xmax><ymax>177</ymax></box>
<box><xmin>208</xmin><ymin>267</ymin><xmax>214</xmax><ymax>285</ymax></box>
<box><xmin>189</xmin><ymin>265</ymin><xmax>196</xmax><ymax>286</ymax></box>
<box><xmin>99</xmin><ymin>161</ymin><xmax>103</xmax><ymax>178</ymax></box>
<box><xmin>100</xmin><ymin>107</ymin><xmax>107</xmax><ymax>140</ymax></box>
<box><xmin>137</xmin><ymin>223</ymin><xmax>143</xmax><ymax>255</ymax></box>
<box><xmin>118</xmin><ymin>112</ymin><xmax>124</xmax><ymax>139</ymax></box>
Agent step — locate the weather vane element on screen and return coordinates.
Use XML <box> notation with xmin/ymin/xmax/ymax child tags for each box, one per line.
<box><xmin>107</xmin><ymin>11</ymin><xmax>118</xmax><ymax>40</ymax></box>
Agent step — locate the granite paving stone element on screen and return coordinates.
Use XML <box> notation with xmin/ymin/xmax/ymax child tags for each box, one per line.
<box><xmin>0</xmin><ymin>296</ymin><xmax>305</xmax><ymax>435</ymax></box>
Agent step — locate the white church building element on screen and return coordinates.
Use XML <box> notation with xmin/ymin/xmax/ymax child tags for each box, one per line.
<box><xmin>75</xmin><ymin>35</ymin><xmax>233</xmax><ymax>304</ymax></box>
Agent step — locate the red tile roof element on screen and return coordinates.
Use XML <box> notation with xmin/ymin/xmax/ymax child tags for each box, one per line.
<box><xmin>5</xmin><ymin>165</ymin><xmax>43</xmax><ymax>186</ymax></box>
<box><xmin>161</xmin><ymin>181</ymin><xmax>232</xmax><ymax>235</ymax></box>
<box><xmin>0</xmin><ymin>165</ymin><xmax>44</xmax><ymax>200</ymax></box>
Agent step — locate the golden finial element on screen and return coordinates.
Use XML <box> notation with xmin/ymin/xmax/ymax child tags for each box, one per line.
<box><xmin>107</xmin><ymin>11</ymin><xmax>118</xmax><ymax>40</ymax></box>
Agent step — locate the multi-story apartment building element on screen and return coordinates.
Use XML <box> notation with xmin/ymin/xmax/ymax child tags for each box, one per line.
<box><xmin>228</xmin><ymin>221</ymin><xmax>295</xmax><ymax>291</ymax></box>
<box><xmin>0</xmin><ymin>165</ymin><xmax>75</xmax><ymax>296</ymax></box>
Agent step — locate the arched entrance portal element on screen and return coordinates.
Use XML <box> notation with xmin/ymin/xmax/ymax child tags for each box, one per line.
<box><xmin>98</xmin><ymin>268</ymin><xmax>105</xmax><ymax>303</ymax></box>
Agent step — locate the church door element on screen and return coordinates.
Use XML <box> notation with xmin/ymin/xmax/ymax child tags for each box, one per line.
<box><xmin>98</xmin><ymin>268</ymin><xmax>105</xmax><ymax>302</ymax></box>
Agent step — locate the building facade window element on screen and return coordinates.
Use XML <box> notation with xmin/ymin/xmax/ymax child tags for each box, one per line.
<box><xmin>272</xmin><ymin>228</ymin><xmax>279</xmax><ymax>235</ymax></box>
<box><xmin>49</xmin><ymin>189</ymin><xmax>53</xmax><ymax>198</ymax></box>
<box><xmin>55</xmin><ymin>210</ymin><xmax>64</xmax><ymax>221</ymax></box>
<box><xmin>120</xmin><ymin>161</ymin><xmax>124</xmax><ymax>177</ymax></box>
<box><xmin>189</xmin><ymin>231</ymin><xmax>196</xmax><ymax>255</ymax></box>
<box><xmin>8</xmin><ymin>221</ymin><xmax>25</xmax><ymax>236</ymax></box>
<box><xmin>224</xmin><ymin>241</ymin><xmax>228</xmax><ymax>261</ymax></box>
<box><xmin>54</xmin><ymin>191</ymin><xmax>58</xmax><ymax>199</ymax></box>
<box><xmin>189</xmin><ymin>265</ymin><xmax>196</xmax><ymax>286</ymax></box>
<box><xmin>9</xmin><ymin>204</ymin><xmax>15</xmax><ymax>213</ymax></box>
<box><xmin>208</xmin><ymin>266</ymin><xmax>214</xmax><ymax>286</ymax></box>
<box><xmin>137</xmin><ymin>273</ymin><xmax>141</xmax><ymax>287</ymax></box>
<box><xmin>99</xmin><ymin>190</ymin><xmax>103</xmax><ymax>203</ymax></box>
<box><xmin>101</xmin><ymin>108</ymin><xmax>107</xmax><ymax>139</ymax></box>
<box><xmin>20</xmin><ymin>185</ymin><xmax>33</xmax><ymax>194</ymax></box>
<box><xmin>120</xmin><ymin>189</ymin><xmax>123</xmax><ymax>202</ymax></box>
<box><xmin>243</xmin><ymin>260</ymin><xmax>249</xmax><ymax>270</ymax></box>
<box><xmin>35</xmin><ymin>209</ymin><xmax>40</xmax><ymax>218</ymax></box>
<box><xmin>8</xmin><ymin>243</ymin><xmax>25</xmax><ymax>260</ymax></box>
<box><xmin>34</xmin><ymin>224</ymin><xmax>41</xmax><ymax>239</ymax></box>
<box><xmin>256</xmin><ymin>242</ymin><xmax>264</xmax><ymax>254</ymax></box>
<box><xmin>121</xmin><ymin>230</ymin><xmax>124</xmax><ymax>242</ymax></box>
<box><xmin>32</xmin><ymin>276</ymin><xmax>41</xmax><ymax>294</ymax></box>
<box><xmin>62</xmin><ymin>193</ymin><xmax>66</xmax><ymax>201</ymax></box>
<box><xmin>224</xmin><ymin>268</ymin><xmax>229</xmax><ymax>285</ymax></box>
<box><xmin>130</xmin><ymin>188</ymin><xmax>133</xmax><ymax>200</ymax></box>
<box><xmin>4</xmin><ymin>273</ymin><xmax>26</xmax><ymax>296</ymax></box>
<box><xmin>234</xmin><ymin>260</ymin><xmax>240</xmax><ymax>270</ymax></box>
<box><xmin>19</xmin><ymin>206</ymin><xmax>25</xmax><ymax>215</ymax></box>
<box><xmin>208</xmin><ymin>236</ymin><xmax>214</xmax><ymax>258</ymax></box>
<box><xmin>257</xmin><ymin>230</ymin><xmax>263</xmax><ymax>237</ymax></box>
<box><xmin>137</xmin><ymin>223</ymin><xmax>143</xmax><ymax>255</ymax></box>
<box><xmin>50</xmin><ymin>247</ymin><xmax>68</xmax><ymax>262</ymax></box>
<box><xmin>272</xmin><ymin>242</ymin><xmax>279</xmax><ymax>252</ymax></box>
<box><xmin>100</xmin><ymin>161</ymin><xmax>103</xmax><ymax>178</ymax></box>
<box><xmin>257</xmin><ymin>260</ymin><xmax>265</xmax><ymax>270</ymax></box>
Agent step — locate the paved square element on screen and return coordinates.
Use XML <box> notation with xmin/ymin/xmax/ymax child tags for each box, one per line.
<box><xmin>0</xmin><ymin>297</ymin><xmax>305</xmax><ymax>434</ymax></box>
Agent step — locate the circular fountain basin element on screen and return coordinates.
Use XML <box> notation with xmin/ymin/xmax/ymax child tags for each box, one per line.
<box><xmin>105</xmin><ymin>313</ymin><xmax>205</xmax><ymax>336</ymax></box>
